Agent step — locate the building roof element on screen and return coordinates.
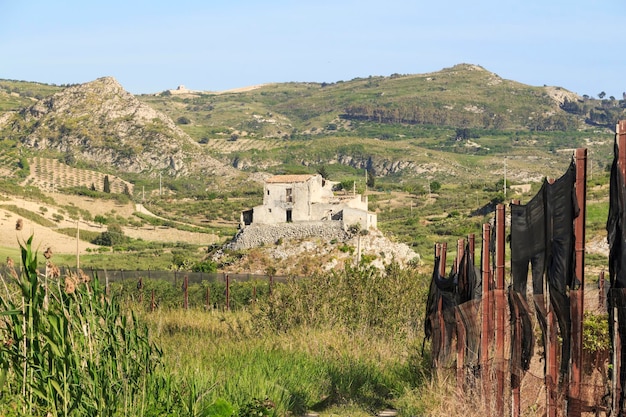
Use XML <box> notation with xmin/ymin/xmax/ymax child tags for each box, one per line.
<box><xmin>265</xmin><ymin>174</ymin><xmax>315</xmax><ymax>184</ymax></box>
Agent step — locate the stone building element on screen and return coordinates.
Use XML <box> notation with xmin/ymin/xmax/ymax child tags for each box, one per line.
<box><xmin>240</xmin><ymin>174</ymin><xmax>377</xmax><ymax>230</ymax></box>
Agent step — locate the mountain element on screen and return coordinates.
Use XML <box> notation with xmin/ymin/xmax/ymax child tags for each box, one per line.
<box><xmin>0</xmin><ymin>77</ymin><xmax>235</xmax><ymax>178</ymax></box>
<box><xmin>0</xmin><ymin>64</ymin><xmax>624</xmax><ymax>188</ymax></box>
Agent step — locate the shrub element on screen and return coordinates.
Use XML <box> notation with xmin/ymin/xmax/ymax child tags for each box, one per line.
<box><xmin>92</xmin><ymin>223</ymin><xmax>127</xmax><ymax>246</ymax></box>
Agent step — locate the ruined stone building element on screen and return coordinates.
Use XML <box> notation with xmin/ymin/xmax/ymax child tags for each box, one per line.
<box><xmin>240</xmin><ymin>174</ymin><xmax>377</xmax><ymax>230</ymax></box>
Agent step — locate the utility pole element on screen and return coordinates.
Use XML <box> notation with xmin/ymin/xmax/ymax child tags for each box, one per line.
<box><xmin>76</xmin><ymin>220</ymin><xmax>80</xmax><ymax>269</ymax></box>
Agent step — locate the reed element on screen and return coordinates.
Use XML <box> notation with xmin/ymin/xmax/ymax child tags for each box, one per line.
<box><xmin>0</xmin><ymin>236</ymin><xmax>163</xmax><ymax>416</ymax></box>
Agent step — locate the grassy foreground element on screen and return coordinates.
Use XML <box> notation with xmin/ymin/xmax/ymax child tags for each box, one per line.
<box><xmin>135</xmin><ymin>263</ymin><xmax>435</xmax><ymax>416</ymax></box>
<box><xmin>0</xmin><ymin>238</ymin><xmax>452</xmax><ymax>416</ymax></box>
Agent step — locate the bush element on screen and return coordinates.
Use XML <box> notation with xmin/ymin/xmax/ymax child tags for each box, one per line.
<box><xmin>92</xmin><ymin>223</ymin><xmax>127</xmax><ymax>246</ymax></box>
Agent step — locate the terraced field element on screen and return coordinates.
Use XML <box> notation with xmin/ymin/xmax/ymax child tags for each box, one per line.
<box><xmin>202</xmin><ymin>138</ymin><xmax>284</xmax><ymax>153</ymax></box>
<box><xmin>0</xmin><ymin>151</ymin><xmax>17</xmax><ymax>178</ymax></box>
<box><xmin>25</xmin><ymin>157</ymin><xmax>134</xmax><ymax>194</ymax></box>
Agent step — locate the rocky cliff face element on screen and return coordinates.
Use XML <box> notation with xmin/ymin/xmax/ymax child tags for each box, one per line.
<box><xmin>3</xmin><ymin>77</ymin><xmax>233</xmax><ymax>178</ymax></box>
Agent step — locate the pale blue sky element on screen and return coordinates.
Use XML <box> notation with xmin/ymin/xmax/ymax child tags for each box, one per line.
<box><xmin>1</xmin><ymin>1</ymin><xmax>624</xmax><ymax>97</ymax></box>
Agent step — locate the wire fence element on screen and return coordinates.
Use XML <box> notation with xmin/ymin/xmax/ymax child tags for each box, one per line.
<box><xmin>429</xmin><ymin>290</ymin><xmax>611</xmax><ymax>416</ymax></box>
<box><xmin>0</xmin><ymin>265</ymin><xmax>290</xmax><ymax>311</ymax></box>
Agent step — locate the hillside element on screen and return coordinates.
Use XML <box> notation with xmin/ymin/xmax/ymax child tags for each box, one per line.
<box><xmin>0</xmin><ymin>64</ymin><xmax>621</xmax><ymax>274</ymax></box>
<box><xmin>0</xmin><ymin>77</ymin><xmax>237</xmax><ymax>180</ymax></box>
<box><xmin>1</xmin><ymin>64</ymin><xmax>623</xmax><ymax>186</ymax></box>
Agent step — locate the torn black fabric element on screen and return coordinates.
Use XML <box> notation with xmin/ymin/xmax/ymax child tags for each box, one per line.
<box><xmin>545</xmin><ymin>161</ymin><xmax>578</xmax><ymax>378</ymax></box>
<box><xmin>510</xmin><ymin>183</ymin><xmax>546</xmax><ymax>296</ymax></box>
<box><xmin>606</xmin><ymin>139</ymin><xmax>626</xmax><ymax>412</ymax></box>
<box><xmin>608</xmin><ymin>146</ymin><xmax>626</xmax><ymax>289</ymax></box>
<box><xmin>424</xmin><ymin>255</ymin><xmax>458</xmax><ymax>367</ymax></box>
<box><xmin>457</xmin><ymin>299</ymin><xmax>481</xmax><ymax>368</ymax></box>
<box><xmin>509</xmin><ymin>160</ymin><xmax>579</xmax><ymax>379</ymax></box>
<box><xmin>508</xmin><ymin>289</ymin><xmax>535</xmax><ymax>374</ymax></box>
<box><xmin>510</xmin><ymin>181</ymin><xmax>549</xmax><ymax>367</ymax></box>
<box><xmin>457</xmin><ymin>242</ymin><xmax>478</xmax><ymax>304</ymax></box>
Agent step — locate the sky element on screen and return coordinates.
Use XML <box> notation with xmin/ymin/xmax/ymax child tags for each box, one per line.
<box><xmin>1</xmin><ymin>1</ymin><xmax>624</xmax><ymax>98</ymax></box>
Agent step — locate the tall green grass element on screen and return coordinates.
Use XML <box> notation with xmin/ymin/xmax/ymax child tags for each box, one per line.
<box><xmin>136</xmin><ymin>263</ymin><xmax>432</xmax><ymax>416</ymax></box>
<box><xmin>0</xmin><ymin>236</ymin><xmax>165</xmax><ymax>416</ymax></box>
<box><xmin>0</xmin><ymin>237</ymin><xmax>435</xmax><ymax>416</ymax></box>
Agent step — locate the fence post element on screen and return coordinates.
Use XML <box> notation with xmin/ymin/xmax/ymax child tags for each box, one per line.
<box><xmin>456</xmin><ymin>238</ymin><xmax>466</xmax><ymax>392</ymax></box>
<box><xmin>206</xmin><ymin>286</ymin><xmax>211</xmax><ymax>310</ymax></box>
<box><xmin>481</xmin><ymin>223</ymin><xmax>491</xmax><ymax>411</ymax></box>
<box><xmin>183</xmin><ymin>275</ymin><xmax>189</xmax><ymax>310</ymax></box>
<box><xmin>226</xmin><ymin>274</ymin><xmax>230</xmax><ymax>311</ymax></box>
<box><xmin>150</xmin><ymin>289</ymin><xmax>155</xmax><ymax>312</ymax></box>
<box><xmin>439</xmin><ymin>242</ymin><xmax>447</xmax><ymax>277</ymax></box>
<box><xmin>568</xmin><ymin>147</ymin><xmax>587</xmax><ymax>417</ymax></box>
<box><xmin>138</xmin><ymin>277</ymin><xmax>143</xmax><ymax>304</ymax></box>
<box><xmin>494</xmin><ymin>204</ymin><xmax>506</xmax><ymax>416</ymax></box>
<box><xmin>510</xmin><ymin>199</ymin><xmax>521</xmax><ymax>417</ymax></box>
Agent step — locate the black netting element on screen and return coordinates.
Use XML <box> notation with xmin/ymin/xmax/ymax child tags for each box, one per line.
<box><xmin>508</xmin><ymin>289</ymin><xmax>535</xmax><ymax>375</ymax></box>
<box><xmin>607</xmin><ymin>137</ymin><xmax>626</xmax><ymax>413</ymax></box>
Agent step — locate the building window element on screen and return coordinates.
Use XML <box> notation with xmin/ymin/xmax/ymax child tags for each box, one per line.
<box><xmin>267</xmin><ymin>190</ymin><xmax>270</xmax><ymax>195</ymax></box>
<box><xmin>286</xmin><ymin>188</ymin><xmax>293</xmax><ymax>203</ymax></box>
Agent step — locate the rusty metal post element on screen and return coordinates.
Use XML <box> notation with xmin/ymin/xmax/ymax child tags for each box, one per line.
<box><xmin>252</xmin><ymin>285</ymin><xmax>257</xmax><ymax>304</ymax></box>
<box><xmin>440</xmin><ymin>242</ymin><xmax>448</xmax><ymax>277</ymax></box>
<box><xmin>614</xmin><ymin>302</ymin><xmax>622</xmax><ymax>416</ymax></box>
<box><xmin>510</xmin><ymin>200</ymin><xmax>521</xmax><ymax>417</ymax></box>
<box><xmin>456</xmin><ymin>238</ymin><xmax>466</xmax><ymax>391</ymax></box>
<box><xmin>494</xmin><ymin>204</ymin><xmax>506</xmax><ymax>416</ymax></box>
<box><xmin>567</xmin><ymin>148</ymin><xmax>587</xmax><ymax>417</ymax></box>
<box><xmin>546</xmin><ymin>282</ymin><xmax>558</xmax><ymax>417</ymax></box>
<box><xmin>183</xmin><ymin>275</ymin><xmax>189</xmax><ymax>310</ymax></box>
<box><xmin>225</xmin><ymin>274</ymin><xmax>230</xmax><ymax>311</ymax></box>
<box><xmin>468</xmin><ymin>233</ymin><xmax>475</xmax><ymax>265</ymax></box>
<box><xmin>481</xmin><ymin>223</ymin><xmax>492</xmax><ymax>410</ymax></box>
<box><xmin>457</xmin><ymin>238</ymin><xmax>465</xmax><ymax>272</ymax></box>
<box><xmin>511</xmin><ymin>292</ymin><xmax>522</xmax><ymax>417</ymax></box>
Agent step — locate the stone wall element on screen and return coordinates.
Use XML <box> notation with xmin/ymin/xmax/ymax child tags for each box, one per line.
<box><xmin>226</xmin><ymin>221</ymin><xmax>348</xmax><ymax>250</ymax></box>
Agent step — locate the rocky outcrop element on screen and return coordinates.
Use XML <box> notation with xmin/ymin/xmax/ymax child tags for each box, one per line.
<box><xmin>6</xmin><ymin>77</ymin><xmax>234</xmax><ymax>178</ymax></box>
<box><xmin>226</xmin><ymin>221</ymin><xmax>348</xmax><ymax>250</ymax></box>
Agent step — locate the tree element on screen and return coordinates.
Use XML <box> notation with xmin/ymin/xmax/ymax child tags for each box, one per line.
<box><xmin>94</xmin><ymin>215</ymin><xmax>107</xmax><ymax>227</ymax></box>
<box><xmin>317</xmin><ymin>165</ymin><xmax>329</xmax><ymax>179</ymax></box>
<box><xmin>103</xmin><ymin>175</ymin><xmax>111</xmax><ymax>193</ymax></box>
<box><xmin>176</xmin><ymin>116</ymin><xmax>190</xmax><ymax>124</ymax></box>
<box><xmin>92</xmin><ymin>223</ymin><xmax>126</xmax><ymax>246</ymax></box>
<box><xmin>429</xmin><ymin>181</ymin><xmax>441</xmax><ymax>193</ymax></box>
<box><xmin>598</xmin><ymin>91</ymin><xmax>606</xmax><ymax>99</ymax></box>
<box><xmin>367</xmin><ymin>170</ymin><xmax>376</xmax><ymax>189</ymax></box>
